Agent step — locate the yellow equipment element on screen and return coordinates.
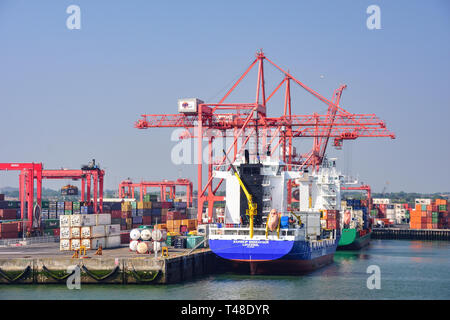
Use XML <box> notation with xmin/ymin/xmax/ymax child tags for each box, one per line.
<box><xmin>95</xmin><ymin>245</ymin><xmax>103</xmax><ymax>256</ymax></box>
<box><xmin>223</xmin><ymin>150</ymin><xmax>257</xmax><ymax>239</ymax></box>
<box><xmin>161</xmin><ymin>246</ymin><xmax>169</xmax><ymax>258</ymax></box>
<box><xmin>72</xmin><ymin>245</ymin><xmax>88</xmax><ymax>259</ymax></box>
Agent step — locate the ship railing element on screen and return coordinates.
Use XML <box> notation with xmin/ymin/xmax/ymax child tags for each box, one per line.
<box><xmin>210</xmin><ymin>226</ymin><xmax>296</xmax><ymax>237</ymax></box>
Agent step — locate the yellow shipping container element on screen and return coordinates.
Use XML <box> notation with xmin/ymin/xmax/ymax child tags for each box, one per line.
<box><xmin>121</xmin><ymin>202</ymin><xmax>132</xmax><ymax>211</ymax></box>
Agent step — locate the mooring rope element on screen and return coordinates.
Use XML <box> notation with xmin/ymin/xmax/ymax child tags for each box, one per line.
<box><xmin>0</xmin><ymin>265</ymin><xmax>31</xmax><ymax>283</ymax></box>
<box><xmin>42</xmin><ymin>265</ymin><xmax>75</xmax><ymax>281</ymax></box>
<box><xmin>129</xmin><ymin>264</ymin><xmax>160</xmax><ymax>283</ymax></box>
<box><xmin>81</xmin><ymin>265</ymin><xmax>120</xmax><ymax>282</ymax></box>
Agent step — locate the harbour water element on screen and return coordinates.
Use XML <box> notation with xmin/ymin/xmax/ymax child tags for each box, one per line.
<box><xmin>1</xmin><ymin>240</ymin><xmax>449</xmax><ymax>300</ymax></box>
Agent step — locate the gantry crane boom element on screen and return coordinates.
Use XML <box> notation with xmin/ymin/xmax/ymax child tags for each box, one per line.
<box><xmin>135</xmin><ymin>51</ymin><xmax>395</xmax><ymax>223</ymax></box>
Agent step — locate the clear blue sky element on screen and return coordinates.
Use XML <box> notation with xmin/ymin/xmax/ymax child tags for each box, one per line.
<box><xmin>0</xmin><ymin>0</ymin><xmax>449</xmax><ymax>193</ymax></box>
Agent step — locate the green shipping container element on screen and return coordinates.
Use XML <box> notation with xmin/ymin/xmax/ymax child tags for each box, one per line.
<box><xmin>439</xmin><ymin>205</ymin><xmax>447</xmax><ymax>211</ymax></box>
<box><xmin>41</xmin><ymin>219</ymin><xmax>59</xmax><ymax>229</ymax></box>
<box><xmin>64</xmin><ymin>210</ymin><xmax>72</xmax><ymax>215</ymax></box>
<box><xmin>73</xmin><ymin>202</ymin><xmax>80</xmax><ymax>210</ymax></box>
<box><xmin>166</xmin><ymin>235</ymin><xmax>174</xmax><ymax>246</ymax></box>
<box><xmin>186</xmin><ymin>236</ymin><xmax>204</xmax><ymax>249</ymax></box>
<box><xmin>7</xmin><ymin>201</ymin><xmax>20</xmax><ymax>209</ymax></box>
<box><xmin>131</xmin><ymin>201</ymin><xmax>137</xmax><ymax>209</ymax></box>
<box><xmin>41</xmin><ymin>201</ymin><xmax>49</xmax><ymax>209</ymax></box>
<box><xmin>421</xmin><ymin>204</ymin><xmax>427</xmax><ymax>211</ymax></box>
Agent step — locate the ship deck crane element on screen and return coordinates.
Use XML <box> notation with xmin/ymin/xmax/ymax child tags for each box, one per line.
<box><xmin>223</xmin><ymin>150</ymin><xmax>257</xmax><ymax>239</ymax></box>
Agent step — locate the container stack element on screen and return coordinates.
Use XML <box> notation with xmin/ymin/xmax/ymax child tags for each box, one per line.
<box><xmin>59</xmin><ymin>213</ymin><xmax>120</xmax><ymax>251</ymax></box>
<box><xmin>321</xmin><ymin>209</ymin><xmax>339</xmax><ymax>230</ymax></box>
<box><xmin>0</xmin><ymin>195</ymin><xmax>20</xmax><ymax>239</ymax></box>
<box><xmin>121</xmin><ymin>201</ymin><xmax>133</xmax><ymax>230</ymax></box>
<box><xmin>410</xmin><ymin>199</ymin><xmax>448</xmax><ymax>229</ymax></box>
<box><xmin>341</xmin><ymin>199</ymin><xmax>370</xmax><ymax>230</ymax></box>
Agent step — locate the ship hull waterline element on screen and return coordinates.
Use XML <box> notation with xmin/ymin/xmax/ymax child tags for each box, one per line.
<box><xmin>209</xmin><ymin>238</ymin><xmax>339</xmax><ymax>275</ymax></box>
<box><xmin>337</xmin><ymin>228</ymin><xmax>372</xmax><ymax>250</ymax></box>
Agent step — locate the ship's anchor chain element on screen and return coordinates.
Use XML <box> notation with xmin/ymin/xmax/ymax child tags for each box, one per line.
<box><xmin>42</xmin><ymin>265</ymin><xmax>75</xmax><ymax>282</ymax></box>
<box><xmin>0</xmin><ymin>265</ymin><xmax>31</xmax><ymax>283</ymax></box>
<box><xmin>129</xmin><ymin>263</ymin><xmax>160</xmax><ymax>283</ymax></box>
<box><xmin>81</xmin><ymin>265</ymin><xmax>120</xmax><ymax>282</ymax></box>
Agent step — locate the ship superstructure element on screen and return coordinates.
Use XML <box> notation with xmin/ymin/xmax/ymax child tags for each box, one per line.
<box><xmin>208</xmin><ymin>154</ymin><xmax>344</xmax><ymax>274</ymax></box>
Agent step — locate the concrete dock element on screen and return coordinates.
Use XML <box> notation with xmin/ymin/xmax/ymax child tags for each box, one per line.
<box><xmin>372</xmin><ymin>228</ymin><xmax>450</xmax><ymax>241</ymax></box>
<box><xmin>0</xmin><ymin>243</ymin><xmax>223</xmax><ymax>284</ymax></box>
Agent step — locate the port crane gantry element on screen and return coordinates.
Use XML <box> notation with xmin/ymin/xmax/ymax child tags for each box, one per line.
<box><xmin>135</xmin><ymin>51</ymin><xmax>395</xmax><ymax>224</ymax></box>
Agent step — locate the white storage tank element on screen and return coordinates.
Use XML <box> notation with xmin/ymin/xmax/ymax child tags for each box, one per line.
<box><xmin>129</xmin><ymin>240</ymin><xmax>139</xmax><ymax>251</ymax></box>
<box><xmin>140</xmin><ymin>229</ymin><xmax>152</xmax><ymax>241</ymax></box>
<box><xmin>130</xmin><ymin>228</ymin><xmax>141</xmax><ymax>241</ymax></box>
<box><xmin>152</xmin><ymin>229</ymin><xmax>167</xmax><ymax>242</ymax></box>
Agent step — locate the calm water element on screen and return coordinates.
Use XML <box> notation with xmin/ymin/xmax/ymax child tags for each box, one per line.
<box><xmin>1</xmin><ymin>240</ymin><xmax>449</xmax><ymax>300</ymax></box>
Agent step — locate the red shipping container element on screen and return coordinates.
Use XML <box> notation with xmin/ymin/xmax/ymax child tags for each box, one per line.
<box><xmin>0</xmin><ymin>209</ymin><xmax>17</xmax><ymax>220</ymax></box>
<box><xmin>132</xmin><ymin>224</ymin><xmax>140</xmax><ymax>229</ymax></box>
<box><xmin>167</xmin><ymin>211</ymin><xmax>181</xmax><ymax>220</ymax></box>
<box><xmin>0</xmin><ymin>222</ymin><xmax>19</xmax><ymax>233</ymax></box>
<box><xmin>161</xmin><ymin>202</ymin><xmax>172</xmax><ymax>209</ymax></box>
<box><xmin>121</xmin><ymin>211</ymin><xmax>132</xmax><ymax>219</ymax></box>
<box><xmin>120</xmin><ymin>232</ymin><xmax>130</xmax><ymax>244</ymax></box>
<box><xmin>111</xmin><ymin>210</ymin><xmax>122</xmax><ymax>219</ymax></box>
<box><xmin>327</xmin><ymin>220</ymin><xmax>337</xmax><ymax>229</ymax></box>
<box><xmin>160</xmin><ymin>216</ymin><xmax>167</xmax><ymax>223</ymax></box>
<box><xmin>0</xmin><ymin>231</ymin><xmax>18</xmax><ymax>239</ymax></box>
<box><xmin>142</xmin><ymin>216</ymin><xmax>152</xmax><ymax>225</ymax></box>
<box><xmin>120</xmin><ymin>224</ymin><xmax>128</xmax><ymax>230</ymax></box>
<box><xmin>53</xmin><ymin>229</ymin><xmax>60</xmax><ymax>236</ymax></box>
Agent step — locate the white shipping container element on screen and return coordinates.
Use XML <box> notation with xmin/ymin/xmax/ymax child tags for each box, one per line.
<box><xmin>178</xmin><ymin>98</ymin><xmax>204</xmax><ymax>114</ymax></box>
<box><xmin>59</xmin><ymin>215</ymin><xmax>71</xmax><ymax>227</ymax></box>
<box><xmin>105</xmin><ymin>224</ymin><xmax>121</xmax><ymax>236</ymax></box>
<box><xmin>105</xmin><ymin>235</ymin><xmax>121</xmax><ymax>249</ymax></box>
<box><xmin>70</xmin><ymin>214</ymin><xmax>96</xmax><ymax>227</ymax></box>
<box><xmin>82</xmin><ymin>237</ymin><xmax>106</xmax><ymax>250</ymax></box>
<box><xmin>96</xmin><ymin>214</ymin><xmax>111</xmax><ymax>226</ymax></box>
<box><xmin>373</xmin><ymin>198</ymin><xmax>391</xmax><ymax>204</ymax></box>
<box><xmin>60</xmin><ymin>239</ymin><xmax>71</xmax><ymax>251</ymax></box>
<box><xmin>415</xmin><ymin>199</ymin><xmax>431</xmax><ymax>205</ymax></box>
<box><xmin>60</xmin><ymin>227</ymin><xmax>71</xmax><ymax>239</ymax></box>
<box><xmin>70</xmin><ymin>227</ymin><xmax>81</xmax><ymax>239</ymax></box>
<box><xmin>70</xmin><ymin>239</ymin><xmax>81</xmax><ymax>250</ymax></box>
<box><xmin>81</xmin><ymin>225</ymin><xmax>106</xmax><ymax>239</ymax></box>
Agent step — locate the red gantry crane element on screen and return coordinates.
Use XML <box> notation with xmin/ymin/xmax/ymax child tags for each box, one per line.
<box><xmin>118</xmin><ymin>178</ymin><xmax>193</xmax><ymax>207</ymax></box>
<box><xmin>134</xmin><ymin>51</ymin><xmax>395</xmax><ymax>224</ymax></box>
<box><xmin>0</xmin><ymin>162</ymin><xmax>105</xmax><ymax>232</ymax></box>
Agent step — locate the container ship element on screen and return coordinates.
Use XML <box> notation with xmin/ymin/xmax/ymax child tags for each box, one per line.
<box><xmin>208</xmin><ymin>152</ymin><xmax>344</xmax><ymax>275</ymax></box>
<box><xmin>337</xmin><ymin>198</ymin><xmax>371</xmax><ymax>250</ymax></box>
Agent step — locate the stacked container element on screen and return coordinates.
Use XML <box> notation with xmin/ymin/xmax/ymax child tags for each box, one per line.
<box><xmin>59</xmin><ymin>213</ymin><xmax>120</xmax><ymax>251</ymax></box>
<box><xmin>410</xmin><ymin>199</ymin><xmax>448</xmax><ymax>229</ymax></box>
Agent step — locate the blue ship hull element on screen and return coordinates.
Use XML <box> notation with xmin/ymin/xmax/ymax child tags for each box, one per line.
<box><xmin>209</xmin><ymin>237</ymin><xmax>340</xmax><ymax>275</ymax></box>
